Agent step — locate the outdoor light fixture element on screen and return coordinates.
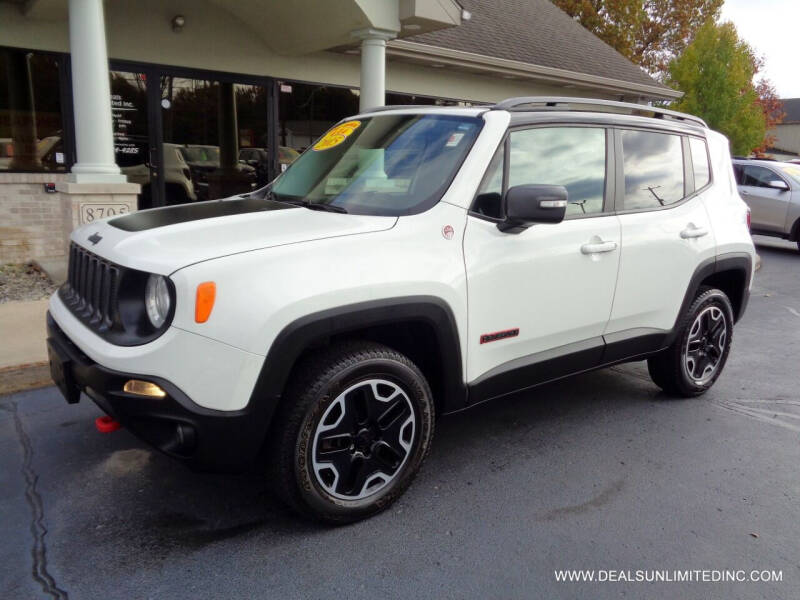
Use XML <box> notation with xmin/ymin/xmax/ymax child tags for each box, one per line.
<box><xmin>171</xmin><ymin>15</ymin><xmax>185</xmax><ymax>32</ymax></box>
<box><xmin>461</xmin><ymin>9</ymin><xmax>472</xmax><ymax>21</ymax></box>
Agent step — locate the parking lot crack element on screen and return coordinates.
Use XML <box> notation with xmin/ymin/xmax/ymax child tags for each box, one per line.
<box><xmin>0</xmin><ymin>402</ymin><xmax>69</xmax><ymax>600</ymax></box>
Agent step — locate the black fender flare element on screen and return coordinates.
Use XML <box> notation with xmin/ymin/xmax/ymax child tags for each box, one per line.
<box><xmin>248</xmin><ymin>295</ymin><xmax>467</xmax><ymax>433</ymax></box>
<box><xmin>667</xmin><ymin>252</ymin><xmax>752</xmax><ymax>346</ymax></box>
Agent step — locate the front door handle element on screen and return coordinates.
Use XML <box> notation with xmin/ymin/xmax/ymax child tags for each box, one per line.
<box><xmin>581</xmin><ymin>239</ymin><xmax>618</xmax><ymax>254</ymax></box>
<box><xmin>741</xmin><ymin>190</ymin><xmax>750</xmax><ymax>196</ymax></box>
<box><xmin>680</xmin><ymin>224</ymin><xmax>709</xmax><ymax>239</ymax></box>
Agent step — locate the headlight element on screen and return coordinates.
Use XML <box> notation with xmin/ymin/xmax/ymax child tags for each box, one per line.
<box><xmin>144</xmin><ymin>274</ymin><xmax>171</xmax><ymax>328</ymax></box>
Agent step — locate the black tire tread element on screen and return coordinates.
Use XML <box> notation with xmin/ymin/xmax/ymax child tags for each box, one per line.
<box><xmin>267</xmin><ymin>340</ymin><xmax>434</xmax><ymax>524</ymax></box>
<box><xmin>647</xmin><ymin>287</ymin><xmax>734</xmax><ymax>398</ymax></box>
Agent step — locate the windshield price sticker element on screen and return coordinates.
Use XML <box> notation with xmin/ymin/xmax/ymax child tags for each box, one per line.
<box><xmin>313</xmin><ymin>121</ymin><xmax>361</xmax><ymax>151</ymax></box>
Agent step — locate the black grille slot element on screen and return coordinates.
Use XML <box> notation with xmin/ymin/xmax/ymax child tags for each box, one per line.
<box><xmin>61</xmin><ymin>243</ymin><xmax>121</xmax><ymax>333</ymax></box>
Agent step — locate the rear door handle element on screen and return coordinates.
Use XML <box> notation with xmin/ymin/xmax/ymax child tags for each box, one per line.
<box><xmin>581</xmin><ymin>240</ymin><xmax>618</xmax><ymax>254</ymax></box>
<box><xmin>680</xmin><ymin>224</ymin><xmax>709</xmax><ymax>239</ymax></box>
<box><xmin>741</xmin><ymin>190</ymin><xmax>750</xmax><ymax>196</ymax></box>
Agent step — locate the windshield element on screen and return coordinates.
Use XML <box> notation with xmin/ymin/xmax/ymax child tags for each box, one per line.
<box><xmin>779</xmin><ymin>164</ymin><xmax>800</xmax><ymax>186</ymax></box>
<box><xmin>270</xmin><ymin>114</ymin><xmax>483</xmax><ymax>216</ymax></box>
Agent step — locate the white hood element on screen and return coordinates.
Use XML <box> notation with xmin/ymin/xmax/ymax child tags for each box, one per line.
<box><xmin>70</xmin><ymin>198</ymin><xmax>397</xmax><ymax>275</ymax></box>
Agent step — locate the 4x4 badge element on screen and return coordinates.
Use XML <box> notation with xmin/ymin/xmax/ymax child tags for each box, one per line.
<box><xmin>88</xmin><ymin>232</ymin><xmax>102</xmax><ymax>245</ymax></box>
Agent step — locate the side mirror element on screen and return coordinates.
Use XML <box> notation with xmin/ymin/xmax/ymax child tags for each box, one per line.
<box><xmin>768</xmin><ymin>179</ymin><xmax>789</xmax><ymax>191</ymax></box>
<box><xmin>498</xmin><ymin>184</ymin><xmax>568</xmax><ymax>233</ymax></box>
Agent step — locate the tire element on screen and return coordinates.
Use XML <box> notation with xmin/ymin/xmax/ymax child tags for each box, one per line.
<box><xmin>647</xmin><ymin>288</ymin><xmax>735</xmax><ymax>397</ymax></box>
<box><xmin>268</xmin><ymin>341</ymin><xmax>435</xmax><ymax>524</ymax></box>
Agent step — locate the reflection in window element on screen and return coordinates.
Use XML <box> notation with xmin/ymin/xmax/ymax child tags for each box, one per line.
<box><xmin>1</xmin><ymin>48</ymin><xmax>67</xmax><ymax>172</ymax></box>
<box><xmin>689</xmin><ymin>137</ymin><xmax>710</xmax><ymax>190</ymax></box>
<box><xmin>621</xmin><ymin>130</ymin><xmax>684</xmax><ymax>209</ymax></box>
<box><xmin>509</xmin><ymin>127</ymin><xmax>606</xmax><ymax>216</ymax></box>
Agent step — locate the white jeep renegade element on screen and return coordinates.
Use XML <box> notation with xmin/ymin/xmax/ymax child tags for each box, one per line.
<box><xmin>47</xmin><ymin>97</ymin><xmax>755</xmax><ymax>523</ymax></box>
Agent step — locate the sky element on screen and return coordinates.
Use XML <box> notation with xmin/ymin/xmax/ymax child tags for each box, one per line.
<box><xmin>720</xmin><ymin>0</ymin><xmax>800</xmax><ymax>99</ymax></box>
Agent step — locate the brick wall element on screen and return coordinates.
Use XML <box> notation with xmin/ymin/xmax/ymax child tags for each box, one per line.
<box><xmin>0</xmin><ymin>172</ymin><xmax>70</xmax><ymax>265</ymax></box>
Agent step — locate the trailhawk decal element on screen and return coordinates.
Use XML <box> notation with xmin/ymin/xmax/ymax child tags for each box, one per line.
<box><xmin>480</xmin><ymin>328</ymin><xmax>520</xmax><ymax>344</ymax></box>
<box><xmin>313</xmin><ymin>121</ymin><xmax>361</xmax><ymax>151</ymax></box>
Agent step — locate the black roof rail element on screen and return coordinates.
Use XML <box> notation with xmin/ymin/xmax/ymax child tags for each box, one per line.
<box><xmin>491</xmin><ymin>96</ymin><xmax>707</xmax><ymax>128</ymax></box>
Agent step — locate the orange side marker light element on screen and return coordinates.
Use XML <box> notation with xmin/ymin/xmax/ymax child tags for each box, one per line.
<box><xmin>195</xmin><ymin>282</ymin><xmax>216</xmax><ymax>323</ymax></box>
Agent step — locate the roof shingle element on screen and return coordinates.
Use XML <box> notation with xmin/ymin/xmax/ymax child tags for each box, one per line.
<box><xmin>408</xmin><ymin>0</ymin><xmax>671</xmax><ymax>92</ymax></box>
<box><xmin>780</xmin><ymin>99</ymin><xmax>800</xmax><ymax>123</ymax></box>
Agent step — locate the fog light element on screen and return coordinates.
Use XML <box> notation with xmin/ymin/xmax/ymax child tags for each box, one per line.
<box><xmin>123</xmin><ymin>379</ymin><xmax>166</xmax><ymax>398</ymax></box>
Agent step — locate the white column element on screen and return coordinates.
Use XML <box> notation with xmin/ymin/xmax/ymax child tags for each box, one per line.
<box><xmin>67</xmin><ymin>0</ymin><xmax>125</xmax><ymax>182</ymax></box>
<box><xmin>352</xmin><ymin>29</ymin><xmax>397</xmax><ymax>112</ymax></box>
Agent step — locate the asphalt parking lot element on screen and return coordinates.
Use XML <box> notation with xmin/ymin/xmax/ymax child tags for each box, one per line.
<box><xmin>2</xmin><ymin>236</ymin><xmax>799</xmax><ymax>600</ymax></box>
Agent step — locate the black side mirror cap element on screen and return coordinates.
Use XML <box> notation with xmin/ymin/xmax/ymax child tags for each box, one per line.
<box><xmin>497</xmin><ymin>184</ymin><xmax>568</xmax><ymax>233</ymax></box>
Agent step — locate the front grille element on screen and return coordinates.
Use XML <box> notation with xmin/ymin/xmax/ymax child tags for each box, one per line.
<box><xmin>60</xmin><ymin>243</ymin><xmax>122</xmax><ymax>333</ymax></box>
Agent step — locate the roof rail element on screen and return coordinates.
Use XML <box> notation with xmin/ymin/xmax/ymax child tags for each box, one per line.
<box><xmin>492</xmin><ymin>96</ymin><xmax>707</xmax><ymax>128</ymax></box>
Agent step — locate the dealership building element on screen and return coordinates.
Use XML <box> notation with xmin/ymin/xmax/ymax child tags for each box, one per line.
<box><xmin>0</xmin><ymin>0</ymin><xmax>678</xmax><ymax>270</ymax></box>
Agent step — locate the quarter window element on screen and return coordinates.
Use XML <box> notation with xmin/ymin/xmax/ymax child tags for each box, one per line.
<box><xmin>621</xmin><ymin>130</ymin><xmax>684</xmax><ymax>210</ymax></box>
<box><xmin>508</xmin><ymin>127</ymin><xmax>606</xmax><ymax>217</ymax></box>
<box><xmin>689</xmin><ymin>137</ymin><xmax>710</xmax><ymax>190</ymax></box>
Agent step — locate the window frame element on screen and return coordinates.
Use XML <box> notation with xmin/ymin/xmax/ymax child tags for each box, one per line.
<box><xmin>613</xmin><ymin>127</ymin><xmax>712</xmax><ymax>215</ymax></box>
<box><xmin>468</xmin><ymin>122</ymin><xmax>615</xmax><ymax>223</ymax></box>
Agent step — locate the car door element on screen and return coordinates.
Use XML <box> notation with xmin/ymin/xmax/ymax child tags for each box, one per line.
<box><xmin>606</xmin><ymin>129</ymin><xmax>716</xmax><ymax>351</ymax></box>
<box><xmin>736</xmin><ymin>164</ymin><xmax>792</xmax><ymax>233</ymax></box>
<box><xmin>464</xmin><ymin>125</ymin><xmax>621</xmax><ymax>398</ymax></box>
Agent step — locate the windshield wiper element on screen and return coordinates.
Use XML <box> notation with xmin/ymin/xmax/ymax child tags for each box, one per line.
<box><xmin>267</xmin><ymin>190</ymin><xmax>348</xmax><ymax>213</ymax></box>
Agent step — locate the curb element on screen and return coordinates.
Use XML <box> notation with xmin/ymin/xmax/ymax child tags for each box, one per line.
<box><xmin>0</xmin><ymin>362</ymin><xmax>52</xmax><ymax>397</ymax></box>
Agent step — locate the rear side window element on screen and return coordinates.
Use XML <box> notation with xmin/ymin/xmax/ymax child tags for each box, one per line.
<box><xmin>507</xmin><ymin>127</ymin><xmax>607</xmax><ymax>217</ymax></box>
<box><xmin>621</xmin><ymin>129</ymin><xmax>684</xmax><ymax>210</ymax></box>
<box><xmin>689</xmin><ymin>137</ymin><xmax>710</xmax><ymax>189</ymax></box>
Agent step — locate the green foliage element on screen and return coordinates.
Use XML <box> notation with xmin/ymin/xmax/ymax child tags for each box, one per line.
<box><xmin>668</xmin><ymin>21</ymin><xmax>765</xmax><ymax>155</ymax></box>
<box><xmin>553</xmin><ymin>0</ymin><xmax>724</xmax><ymax>76</ymax></box>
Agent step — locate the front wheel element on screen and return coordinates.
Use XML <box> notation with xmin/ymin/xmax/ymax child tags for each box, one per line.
<box><xmin>647</xmin><ymin>288</ymin><xmax>734</xmax><ymax>397</ymax></box>
<box><xmin>269</xmin><ymin>341</ymin><xmax>435</xmax><ymax>523</ymax></box>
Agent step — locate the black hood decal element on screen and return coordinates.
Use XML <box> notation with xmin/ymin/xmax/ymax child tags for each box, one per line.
<box><xmin>109</xmin><ymin>197</ymin><xmax>298</xmax><ymax>232</ymax></box>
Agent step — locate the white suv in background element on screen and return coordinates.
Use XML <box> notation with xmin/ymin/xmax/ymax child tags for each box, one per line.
<box><xmin>47</xmin><ymin>98</ymin><xmax>755</xmax><ymax>523</ymax></box>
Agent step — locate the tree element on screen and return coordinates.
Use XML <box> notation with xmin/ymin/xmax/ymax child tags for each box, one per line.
<box><xmin>667</xmin><ymin>21</ymin><xmax>765</xmax><ymax>155</ymax></box>
<box><xmin>552</xmin><ymin>0</ymin><xmax>723</xmax><ymax>77</ymax></box>
<box><xmin>751</xmin><ymin>58</ymin><xmax>785</xmax><ymax>155</ymax></box>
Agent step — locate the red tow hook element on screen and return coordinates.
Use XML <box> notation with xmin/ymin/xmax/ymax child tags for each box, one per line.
<box><xmin>95</xmin><ymin>415</ymin><xmax>121</xmax><ymax>433</ymax></box>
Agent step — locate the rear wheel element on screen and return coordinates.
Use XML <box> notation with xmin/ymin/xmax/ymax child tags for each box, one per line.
<box><xmin>269</xmin><ymin>341</ymin><xmax>435</xmax><ymax>523</ymax></box>
<box><xmin>647</xmin><ymin>288</ymin><xmax>734</xmax><ymax>397</ymax></box>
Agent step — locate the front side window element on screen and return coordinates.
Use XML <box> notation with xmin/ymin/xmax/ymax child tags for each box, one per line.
<box><xmin>689</xmin><ymin>137</ymin><xmax>710</xmax><ymax>190</ymax></box>
<box><xmin>740</xmin><ymin>165</ymin><xmax>783</xmax><ymax>188</ymax></box>
<box><xmin>271</xmin><ymin>114</ymin><xmax>482</xmax><ymax>216</ymax></box>
<box><xmin>508</xmin><ymin>127</ymin><xmax>607</xmax><ymax>217</ymax></box>
<box><xmin>621</xmin><ymin>129</ymin><xmax>684</xmax><ymax>210</ymax></box>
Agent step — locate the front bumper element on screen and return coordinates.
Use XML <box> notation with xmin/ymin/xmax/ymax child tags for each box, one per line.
<box><xmin>47</xmin><ymin>313</ymin><xmax>267</xmax><ymax>472</ymax></box>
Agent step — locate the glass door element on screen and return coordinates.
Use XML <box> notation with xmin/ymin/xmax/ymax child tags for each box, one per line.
<box><xmin>109</xmin><ymin>69</ymin><xmax>155</xmax><ymax>209</ymax></box>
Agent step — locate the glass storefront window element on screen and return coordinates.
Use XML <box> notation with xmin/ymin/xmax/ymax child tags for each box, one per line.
<box><xmin>160</xmin><ymin>76</ymin><xmax>268</xmax><ymax>203</ymax></box>
<box><xmin>1</xmin><ymin>48</ymin><xmax>68</xmax><ymax>172</ymax></box>
<box><xmin>277</xmin><ymin>82</ymin><xmax>359</xmax><ymax>161</ymax></box>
